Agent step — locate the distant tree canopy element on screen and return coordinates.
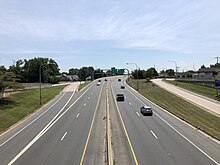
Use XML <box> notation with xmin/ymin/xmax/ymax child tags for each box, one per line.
<box><xmin>201</xmin><ymin>64</ymin><xmax>206</xmax><ymax>69</ymax></box>
<box><xmin>166</xmin><ymin>69</ymin><xmax>175</xmax><ymax>76</ymax></box>
<box><xmin>210</xmin><ymin>63</ymin><xmax>220</xmax><ymax>68</ymax></box>
<box><xmin>131</xmin><ymin>67</ymin><xmax>158</xmax><ymax>79</ymax></box>
<box><xmin>68</xmin><ymin>66</ymin><xmax>108</xmax><ymax>80</ymax></box>
<box><xmin>8</xmin><ymin>57</ymin><xmax>60</xmax><ymax>83</ymax></box>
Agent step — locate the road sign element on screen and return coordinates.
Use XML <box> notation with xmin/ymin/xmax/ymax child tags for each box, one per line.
<box><xmin>214</xmin><ymin>79</ymin><xmax>220</xmax><ymax>87</ymax></box>
<box><xmin>111</xmin><ymin>67</ymin><xmax>117</xmax><ymax>75</ymax></box>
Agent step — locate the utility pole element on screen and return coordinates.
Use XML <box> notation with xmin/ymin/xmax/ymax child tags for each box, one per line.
<box><xmin>126</xmin><ymin>63</ymin><xmax>139</xmax><ymax>91</ymax></box>
<box><xmin>215</xmin><ymin>57</ymin><xmax>220</xmax><ymax>69</ymax></box>
<box><xmin>168</xmin><ymin>61</ymin><xmax>178</xmax><ymax>85</ymax></box>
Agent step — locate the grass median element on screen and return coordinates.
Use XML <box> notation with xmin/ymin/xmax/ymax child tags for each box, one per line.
<box><xmin>78</xmin><ymin>81</ymin><xmax>91</xmax><ymax>91</ymax></box>
<box><xmin>127</xmin><ymin>79</ymin><xmax>220</xmax><ymax>141</ymax></box>
<box><xmin>164</xmin><ymin>80</ymin><xmax>220</xmax><ymax>101</ymax></box>
<box><xmin>0</xmin><ymin>85</ymin><xmax>67</xmax><ymax>133</ymax></box>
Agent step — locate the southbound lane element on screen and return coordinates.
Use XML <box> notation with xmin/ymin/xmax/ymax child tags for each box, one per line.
<box><xmin>8</xmin><ymin>81</ymin><xmax>105</xmax><ymax>165</ymax></box>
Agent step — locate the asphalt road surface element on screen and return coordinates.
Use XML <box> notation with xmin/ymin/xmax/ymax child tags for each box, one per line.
<box><xmin>0</xmin><ymin>77</ymin><xmax>220</xmax><ymax>165</ymax></box>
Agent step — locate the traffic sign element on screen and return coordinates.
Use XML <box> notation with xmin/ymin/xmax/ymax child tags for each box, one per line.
<box><xmin>214</xmin><ymin>79</ymin><xmax>220</xmax><ymax>87</ymax></box>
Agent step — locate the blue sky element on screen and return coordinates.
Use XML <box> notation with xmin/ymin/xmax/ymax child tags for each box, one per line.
<box><xmin>0</xmin><ymin>0</ymin><xmax>220</xmax><ymax>72</ymax></box>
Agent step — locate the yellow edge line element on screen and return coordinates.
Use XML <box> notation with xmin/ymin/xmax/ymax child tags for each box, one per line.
<box><xmin>79</xmin><ymin>83</ymin><xmax>104</xmax><ymax>165</ymax></box>
<box><xmin>106</xmin><ymin>82</ymin><xmax>113</xmax><ymax>165</ymax></box>
<box><xmin>110</xmin><ymin>82</ymin><xmax>139</xmax><ymax>165</ymax></box>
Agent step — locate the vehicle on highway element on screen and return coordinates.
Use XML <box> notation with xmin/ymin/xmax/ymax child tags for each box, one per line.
<box><xmin>116</xmin><ymin>93</ymin><xmax>124</xmax><ymax>101</ymax></box>
<box><xmin>140</xmin><ymin>105</ymin><xmax>153</xmax><ymax>116</ymax></box>
<box><xmin>121</xmin><ymin>85</ymin><xmax>125</xmax><ymax>89</ymax></box>
<box><xmin>97</xmin><ymin>82</ymin><xmax>101</xmax><ymax>86</ymax></box>
<box><xmin>105</xmin><ymin>78</ymin><xmax>107</xmax><ymax>81</ymax></box>
<box><xmin>118</xmin><ymin>79</ymin><xmax>121</xmax><ymax>82</ymax></box>
<box><xmin>98</xmin><ymin>79</ymin><xmax>101</xmax><ymax>82</ymax></box>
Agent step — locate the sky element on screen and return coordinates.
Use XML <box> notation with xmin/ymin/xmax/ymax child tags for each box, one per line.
<box><xmin>0</xmin><ymin>0</ymin><xmax>220</xmax><ymax>72</ymax></box>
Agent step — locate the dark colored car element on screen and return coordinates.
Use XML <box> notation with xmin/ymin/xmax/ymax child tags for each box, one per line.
<box><xmin>121</xmin><ymin>85</ymin><xmax>125</xmax><ymax>89</ymax></box>
<box><xmin>98</xmin><ymin>80</ymin><xmax>101</xmax><ymax>82</ymax></box>
<box><xmin>116</xmin><ymin>94</ymin><xmax>124</xmax><ymax>101</ymax></box>
<box><xmin>140</xmin><ymin>106</ymin><xmax>153</xmax><ymax>116</ymax></box>
<box><xmin>118</xmin><ymin>79</ymin><xmax>121</xmax><ymax>82</ymax></box>
<box><xmin>105</xmin><ymin>79</ymin><xmax>107</xmax><ymax>81</ymax></box>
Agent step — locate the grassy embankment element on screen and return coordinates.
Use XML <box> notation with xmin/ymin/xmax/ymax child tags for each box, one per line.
<box><xmin>0</xmin><ymin>85</ymin><xmax>66</xmax><ymax>133</ymax></box>
<box><xmin>164</xmin><ymin>80</ymin><xmax>220</xmax><ymax>101</ymax></box>
<box><xmin>127</xmin><ymin>79</ymin><xmax>220</xmax><ymax>141</ymax></box>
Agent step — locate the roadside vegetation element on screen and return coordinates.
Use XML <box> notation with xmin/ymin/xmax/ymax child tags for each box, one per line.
<box><xmin>0</xmin><ymin>85</ymin><xmax>66</xmax><ymax>133</ymax></box>
<box><xmin>164</xmin><ymin>80</ymin><xmax>220</xmax><ymax>101</ymax></box>
<box><xmin>127</xmin><ymin>79</ymin><xmax>220</xmax><ymax>141</ymax></box>
<box><xmin>78</xmin><ymin>81</ymin><xmax>91</xmax><ymax>91</ymax></box>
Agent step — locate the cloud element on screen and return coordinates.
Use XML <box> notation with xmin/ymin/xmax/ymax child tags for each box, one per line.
<box><xmin>0</xmin><ymin>0</ymin><xmax>220</xmax><ymax>55</ymax></box>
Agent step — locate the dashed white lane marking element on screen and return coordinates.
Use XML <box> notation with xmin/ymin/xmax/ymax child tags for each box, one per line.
<box><xmin>136</xmin><ymin>112</ymin><xmax>140</xmax><ymax>117</ymax></box>
<box><xmin>61</xmin><ymin>132</ymin><xmax>67</xmax><ymax>141</ymax></box>
<box><xmin>129</xmin><ymin>102</ymin><xmax>131</xmax><ymax>105</ymax></box>
<box><xmin>88</xmin><ymin>97</ymin><xmax>90</xmax><ymax>100</ymax></box>
<box><xmin>7</xmin><ymin>85</ymin><xmax>93</xmax><ymax>165</ymax></box>
<box><xmin>76</xmin><ymin>113</ymin><xmax>80</xmax><ymax>118</ymax></box>
<box><xmin>126</xmin><ymin>83</ymin><xmax>219</xmax><ymax>165</ymax></box>
<box><xmin>84</xmin><ymin>103</ymin><xmax>86</xmax><ymax>106</ymax></box>
<box><xmin>150</xmin><ymin>130</ymin><xmax>158</xmax><ymax>139</ymax></box>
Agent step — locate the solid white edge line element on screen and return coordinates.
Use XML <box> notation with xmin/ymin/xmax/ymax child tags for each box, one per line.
<box><xmin>76</xmin><ymin>113</ymin><xmax>80</xmax><ymax>118</ymax></box>
<box><xmin>150</xmin><ymin>130</ymin><xmax>158</xmax><ymax>139</ymax></box>
<box><xmin>136</xmin><ymin>112</ymin><xmax>140</xmax><ymax>117</ymax></box>
<box><xmin>125</xmin><ymin>82</ymin><xmax>220</xmax><ymax>165</ymax></box>
<box><xmin>8</xmin><ymin>84</ymin><xmax>93</xmax><ymax>165</ymax></box>
<box><xmin>0</xmin><ymin>84</ymin><xmax>73</xmax><ymax>147</ymax></box>
<box><xmin>61</xmin><ymin>132</ymin><xmax>67</xmax><ymax>141</ymax></box>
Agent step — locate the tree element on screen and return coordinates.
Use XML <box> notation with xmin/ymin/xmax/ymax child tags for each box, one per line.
<box><xmin>201</xmin><ymin>64</ymin><xmax>206</xmax><ymax>69</ymax></box>
<box><xmin>0</xmin><ymin>66</ymin><xmax>7</xmax><ymax>72</ymax></box>
<box><xmin>166</xmin><ymin>69</ymin><xmax>175</xmax><ymax>77</ymax></box>
<box><xmin>21</xmin><ymin>57</ymin><xmax>60</xmax><ymax>83</ymax></box>
<box><xmin>210</xmin><ymin>63</ymin><xmax>220</xmax><ymax>68</ymax></box>
<box><xmin>160</xmin><ymin>70</ymin><xmax>166</xmax><ymax>74</ymax></box>
<box><xmin>69</xmin><ymin>68</ymin><xmax>79</xmax><ymax>75</ymax></box>
<box><xmin>8</xmin><ymin>59</ymin><xmax>24</xmax><ymax>80</ymax></box>
<box><xmin>145</xmin><ymin>67</ymin><xmax>158</xmax><ymax>79</ymax></box>
<box><xmin>131</xmin><ymin>69</ymin><xmax>146</xmax><ymax>79</ymax></box>
<box><xmin>0</xmin><ymin>71</ymin><xmax>22</xmax><ymax>99</ymax></box>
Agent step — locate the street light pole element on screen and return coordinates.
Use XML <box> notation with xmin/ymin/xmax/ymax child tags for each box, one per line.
<box><xmin>168</xmin><ymin>61</ymin><xmax>178</xmax><ymax>85</ymax></box>
<box><xmin>39</xmin><ymin>63</ymin><xmax>56</xmax><ymax>105</ymax></box>
<box><xmin>124</xmin><ymin>68</ymin><xmax>130</xmax><ymax>81</ymax></box>
<box><xmin>126</xmin><ymin>63</ymin><xmax>139</xmax><ymax>91</ymax></box>
<box><xmin>39</xmin><ymin>65</ymin><xmax>43</xmax><ymax>105</ymax></box>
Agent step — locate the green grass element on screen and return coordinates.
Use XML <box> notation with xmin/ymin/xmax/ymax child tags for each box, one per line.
<box><xmin>78</xmin><ymin>81</ymin><xmax>91</xmax><ymax>91</ymax></box>
<box><xmin>127</xmin><ymin>79</ymin><xmax>220</xmax><ymax>141</ymax></box>
<box><xmin>164</xmin><ymin>80</ymin><xmax>220</xmax><ymax>101</ymax></box>
<box><xmin>0</xmin><ymin>85</ymin><xmax>66</xmax><ymax>133</ymax></box>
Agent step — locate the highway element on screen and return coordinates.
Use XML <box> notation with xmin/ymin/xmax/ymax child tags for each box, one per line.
<box><xmin>0</xmin><ymin>77</ymin><xmax>220</xmax><ymax>165</ymax></box>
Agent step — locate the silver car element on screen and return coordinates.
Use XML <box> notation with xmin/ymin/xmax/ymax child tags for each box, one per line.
<box><xmin>140</xmin><ymin>106</ymin><xmax>153</xmax><ymax>116</ymax></box>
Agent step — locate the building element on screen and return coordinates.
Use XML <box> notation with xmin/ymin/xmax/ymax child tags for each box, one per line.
<box><xmin>198</xmin><ymin>68</ymin><xmax>220</xmax><ymax>79</ymax></box>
